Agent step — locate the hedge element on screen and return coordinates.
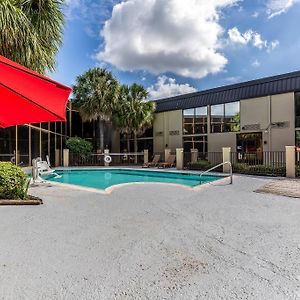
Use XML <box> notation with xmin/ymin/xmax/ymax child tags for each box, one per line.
<box><xmin>0</xmin><ymin>162</ymin><xmax>29</xmax><ymax>199</ymax></box>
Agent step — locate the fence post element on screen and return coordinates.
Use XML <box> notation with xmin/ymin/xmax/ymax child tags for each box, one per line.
<box><xmin>143</xmin><ymin>149</ymin><xmax>149</xmax><ymax>164</ymax></box>
<box><xmin>191</xmin><ymin>148</ymin><xmax>198</xmax><ymax>163</ymax></box>
<box><xmin>285</xmin><ymin>146</ymin><xmax>296</xmax><ymax>178</ymax></box>
<box><xmin>176</xmin><ymin>148</ymin><xmax>184</xmax><ymax>170</ymax></box>
<box><xmin>165</xmin><ymin>148</ymin><xmax>171</xmax><ymax>162</ymax></box>
<box><xmin>222</xmin><ymin>147</ymin><xmax>231</xmax><ymax>173</ymax></box>
<box><xmin>63</xmin><ymin>149</ymin><xmax>69</xmax><ymax>167</ymax></box>
<box><xmin>104</xmin><ymin>149</ymin><xmax>110</xmax><ymax>167</ymax></box>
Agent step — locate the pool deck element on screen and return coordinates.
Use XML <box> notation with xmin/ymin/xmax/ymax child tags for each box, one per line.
<box><xmin>0</xmin><ymin>172</ymin><xmax>300</xmax><ymax>299</ymax></box>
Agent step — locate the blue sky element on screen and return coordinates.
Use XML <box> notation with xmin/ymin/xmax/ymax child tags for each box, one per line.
<box><xmin>52</xmin><ymin>0</ymin><xmax>300</xmax><ymax>99</ymax></box>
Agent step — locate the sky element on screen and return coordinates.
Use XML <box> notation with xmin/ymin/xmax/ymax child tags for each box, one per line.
<box><xmin>52</xmin><ymin>0</ymin><xmax>300</xmax><ymax>100</ymax></box>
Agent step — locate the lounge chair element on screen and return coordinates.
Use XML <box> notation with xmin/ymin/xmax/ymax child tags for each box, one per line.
<box><xmin>142</xmin><ymin>154</ymin><xmax>160</xmax><ymax>168</ymax></box>
<box><xmin>157</xmin><ymin>154</ymin><xmax>176</xmax><ymax>168</ymax></box>
<box><xmin>36</xmin><ymin>156</ymin><xmax>59</xmax><ymax>177</ymax></box>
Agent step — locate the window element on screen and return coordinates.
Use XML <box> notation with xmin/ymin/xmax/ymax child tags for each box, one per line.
<box><xmin>210</xmin><ymin>102</ymin><xmax>240</xmax><ymax>133</ymax></box>
<box><xmin>183</xmin><ymin>107</ymin><xmax>207</xmax><ymax>135</ymax></box>
<box><xmin>296</xmin><ymin>93</ymin><xmax>300</xmax><ymax>128</ymax></box>
<box><xmin>183</xmin><ymin>136</ymin><xmax>207</xmax><ymax>153</ymax></box>
<box><xmin>225</xmin><ymin>102</ymin><xmax>240</xmax><ymax>132</ymax></box>
<box><xmin>210</xmin><ymin>104</ymin><xmax>224</xmax><ymax>133</ymax></box>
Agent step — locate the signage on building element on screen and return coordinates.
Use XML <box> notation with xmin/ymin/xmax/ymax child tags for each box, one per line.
<box><xmin>169</xmin><ymin>130</ymin><xmax>180</xmax><ymax>136</ymax></box>
<box><xmin>155</xmin><ymin>131</ymin><xmax>164</xmax><ymax>136</ymax></box>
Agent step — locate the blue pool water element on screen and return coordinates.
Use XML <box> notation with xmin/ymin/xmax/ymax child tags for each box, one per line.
<box><xmin>45</xmin><ymin>169</ymin><xmax>224</xmax><ymax>190</ymax></box>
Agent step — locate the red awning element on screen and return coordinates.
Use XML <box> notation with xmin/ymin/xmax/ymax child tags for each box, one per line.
<box><xmin>0</xmin><ymin>55</ymin><xmax>72</xmax><ymax>128</ymax></box>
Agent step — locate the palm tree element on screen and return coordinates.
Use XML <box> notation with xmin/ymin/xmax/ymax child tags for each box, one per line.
<box><xmin>72</xmin><ymin>68</ymin><xmax>120</xmax><ymax>152</ymax></box>
<box><xmin>113</xmin><ymin>84</ymin><xmax>156</xmax><ymax>157</ymax></box>
<box><xmin>0</xmin><ymin>0</ymin><xmax>64</xmax><ymax>73</ymax></box>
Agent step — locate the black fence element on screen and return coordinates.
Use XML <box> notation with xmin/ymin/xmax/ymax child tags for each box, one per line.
<box><xmin>296</xmin><ymin>151</ymin><xmax>300</xmax><ymax>177</ymax></box>
<box><xmin>69</xmin><ymin>153</ymin><xmax>144</xmax><ymax>167</ymax></box>
<box><xmin>185</xmin><ymin>152</ymin><xmax>223</xmax><ymax>171</ymax></box>
<box><xmin>230</xmin><ymin>151</ymin><xmax>286</xmax><ymax>176</ymax></box>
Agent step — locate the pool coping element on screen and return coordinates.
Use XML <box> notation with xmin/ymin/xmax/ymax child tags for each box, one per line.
<box><xmin>38</xmin><ymin>167</ymin><xmax>231</xmax><ymax>195</ymax></box>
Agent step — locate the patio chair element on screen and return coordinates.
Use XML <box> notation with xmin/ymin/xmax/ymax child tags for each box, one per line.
<box><xmin>36</xmin><ymin>157</ymin><xmax>60</xmax><ymax>178</ymax></box>
<box><xmin>157</xmin><ymin>154</ymin><xmax>176</xmax><ymax>168</ymax></box>
<box><xmin>142</xmin><ymin>154</ymin><xmax>160</xmax><ymax>168</ymax></box>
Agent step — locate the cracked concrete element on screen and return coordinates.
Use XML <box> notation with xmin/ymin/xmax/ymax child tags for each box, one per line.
<box><xmin>0</xmin><ymin>175</ymin><xmax>300</xmax><ymax>299</ymax></box>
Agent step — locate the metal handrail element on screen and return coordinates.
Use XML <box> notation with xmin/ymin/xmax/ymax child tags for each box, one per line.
<box><xmin>200</xmin><ymin>161</ymin><xmax>233</xmax><ymax>184</ymax></box>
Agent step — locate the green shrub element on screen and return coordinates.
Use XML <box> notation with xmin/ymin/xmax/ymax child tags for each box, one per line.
<box><xmin>233</xmin><ymin>163</ymin><xmax>286</xmax><ymax>176</ymax></box>
<box><xmin>0</xmin><ymin>162</ymin><xmax>29</xmax><ymax>199</ymax></box>
<box><xmin>66</xmin><ymin>137</ymin><xmax>93</xmax><ymax>158</ymax></box>
<box><xmin>188</xmin><ymin>159</ymin><xmax>212</xmax><ymax>170</ymax></box>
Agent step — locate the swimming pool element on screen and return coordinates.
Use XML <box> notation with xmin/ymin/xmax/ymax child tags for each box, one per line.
<box><xmin>45</xmin><ymin>169</ymin><xmax>224</xmax><ymax>190</ymax></box>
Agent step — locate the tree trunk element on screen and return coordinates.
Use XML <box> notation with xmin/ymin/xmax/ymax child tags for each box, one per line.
<box><xmin>99</xmin><ymin>119</ymin><xmax>104</xmax><ymax>152</ymax></box>
<box><xmin>134</xmin><ymin>131</ymin><xmax>138</xmax><ymax>164</ymax></box>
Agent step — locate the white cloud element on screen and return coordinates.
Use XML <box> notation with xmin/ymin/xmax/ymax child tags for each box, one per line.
<box><xmin>252</xmin><ymin>59</ymin><xmax>261</xmax><ymax>67</ymax></box>
<box><xmin>228</xmin><ymin>27</ymin><xmax>279</xmax><ymax>51</ymax></box>
<box><xmin>266</xmin><ymin>0</ymin><xmax>300</xmax><ymax>18</ymax></box>
<box><xmin>98</xmin><ymin>0</ymin><xmax>239</xmax><ymax>79</ymax></box>
<box><xmin>252</xmin><ymin>11</ymin><xmax>259</xmax><ymax>18</ymax></box>
<box><xmin>147</xmin><ymin>76</ymin><xmax>197</xmax><ymax>100</ymax></box>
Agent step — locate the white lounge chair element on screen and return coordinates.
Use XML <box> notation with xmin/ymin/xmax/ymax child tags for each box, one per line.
<box><xmin>36</xmin><ymin>156</ymin><xmax>60</xmax><ymax>178</ymax></box>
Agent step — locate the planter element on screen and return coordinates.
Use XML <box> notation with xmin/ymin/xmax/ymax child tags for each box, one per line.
<box><xmin>0</xmin><ymin>195</ymin><xmax>43</xmax><ymax>205</ymax></box>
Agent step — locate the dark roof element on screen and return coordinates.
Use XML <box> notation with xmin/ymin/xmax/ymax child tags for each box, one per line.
<box><xmin>154</xmin><ymin>70</ymin><xmax>300</xmax><ymax>113</ymax></box>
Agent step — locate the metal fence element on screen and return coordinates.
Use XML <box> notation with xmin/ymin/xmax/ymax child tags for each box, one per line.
<box><xmin>230</xmin><ymin>151</ymin><xmax>286</xmax><ymax>176</ymax></box>
<box><xmin>69</xmin><ymin>152</ymin><xmax>144</xmax><ymax>167</ymax></box>
<box><xmin>185</xmin><ymin>152</ymin><xmax>223</xmax><ymax>171</ymax></box>
<box><xmin>296</xmin><ymin>150</ymin><xmax>300</xmax><ymax>177</ymax></box>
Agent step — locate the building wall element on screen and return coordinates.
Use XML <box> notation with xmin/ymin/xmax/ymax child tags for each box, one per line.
<box><xmin>270</xmin><ymin>93</ymin><xmax>295</xmax><ymax>151</ymax></box>
<box><xmin>153</xmin><ymin>92</ymin><xmax>296</xmax><ymax>153</ymax></box>
<box><xmin>207</xmin><ymin>132</ymin><xmax>236</xmax><ymax>152</ymax></box>
<box><xmin>153</xmin><ymin>110</ymin><xmax>183</xmax><ymax>152</ymax></box>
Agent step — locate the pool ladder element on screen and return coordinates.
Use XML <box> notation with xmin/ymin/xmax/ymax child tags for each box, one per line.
<box><xmin>199</xmin><ymin>161</ymin><xmax>233</xmax><ymax>184</ymax></box>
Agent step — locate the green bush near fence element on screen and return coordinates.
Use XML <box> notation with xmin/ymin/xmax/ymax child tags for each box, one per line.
<box><xmin>0</xmin><ymin>162</ymin><xmax>29</xmax><ymax>199</ymax></box>
<box><xmin>187</xmin><ymin>159</ymin><xmax>212</xmax><ymax>171</ymax></box>
<box><xmin>66</xmin><ymin>137</ymin><xmax>93</xmax><ymax>158</ymax></box>
<box><xmin>233</xmin><ymin>162</ymin><xmax>286</xmax><ymax>176</ymax></box>
<box><xmin>296</xmin><ymin>166</ymin><xmax>300</xmax><ymax>176</ymax></box>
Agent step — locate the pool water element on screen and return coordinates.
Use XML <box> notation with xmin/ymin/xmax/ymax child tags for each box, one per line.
<box><xmin>45</xmin><ymin>169</ymin><xmax>223</xmax><ymax>190</ymax></box>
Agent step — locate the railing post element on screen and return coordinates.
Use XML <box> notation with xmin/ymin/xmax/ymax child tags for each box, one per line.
<box><xmin>104</xmin><ymin>149</ymin><xmax>110</xmax><ymax>167</ymax></box>
<box><xmin>176</xmin><ymin>148</ymin><xmax>184</xmax><ymax>170</ymax></box>
<box><xmin>143</xmin><ymin>149</ymin><xmax>149</xmax><ymax>164</ymax></box>
<box><xmin>63</xmin><ymin>149</ymin><xmax>69</xmax><ymax>167</ymax></box>
<box><xmin>285</xmin><ymin>146</ymin><xmax>296</xmax><ymax>178</ymax></box>
<box><xmin>165</xmin><ymin>148</ymin><xmax>171</xmax><ymax>162</ymax></box>
<box><xmin>191</xmin><ymin>148</ymin><xmax>198</xmax><ymax>163</ymax></box>
<box><xmin>222</xmin><ymin>147</ymin><xmax>231</xmax><ymax>173</ymax></box>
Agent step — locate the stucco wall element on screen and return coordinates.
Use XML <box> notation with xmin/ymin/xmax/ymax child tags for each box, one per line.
<box><xmin>270</xmin><ymin>93</ymin><xmax>295</xmax><ymax>150</ymax></box>
<box><xmin>153</xmin><ymin>110</ymin><xmax>183</xmax><ymax>152</ymax></box>
<box><xmin>207</xmin><ymin>132</ymin><xmax>236</xmax><ymax>152</ymax></box>
<box><xmin>240</xmin><ymin>96</ymin><xmax>270</xmax><ymax>131</ymax></box>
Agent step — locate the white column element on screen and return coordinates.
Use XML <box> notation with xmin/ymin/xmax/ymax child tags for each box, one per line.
<box><xmin>143</xmin><ymin>149</ymin><xmax>149</xmax><ymax>164</ymax></box>
<box><xmin>104</xmin><ymin>149</ymin><xmax>110</xmax><ymax>167</ymax></box>
<box><xmin>176</xmin><ymin>148</ymin><xmax>184</xmax><ymax>170</ymax></box>
<box><xmin>222</xmin><ymin>147</ymin><xmax>231</xmax><ymax>173</ymax></box>
<box><xmin>63</xmin><ymin>149</ymin><xmax>69</xmax><ymax>167</ymax></box>
<box><xmin>191</xmin><ymin>148</ymin><xmax>198</xmax><ymax>164</ymax></box>
<box><xmin>286</xmin><ymin>146</ymin><xmax>296</xmax><ymax>178</ymax></box>
<box><xmin>165</xmin><ymin>148</ymin><xmax>171</xmax><ymax>162</ymax></box>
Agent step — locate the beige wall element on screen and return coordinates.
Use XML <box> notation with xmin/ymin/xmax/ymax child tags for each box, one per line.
<box><xmin>240</xmin><ymin>96</ymin><xmax>270</xmax><ymax>131</ymax></box>
<box><xmin>153</xmin><ymin>110</ymin><xmax>183</xmax><ymax>152</ymax></box>
<box><xmin>270</xmin><ymin>93</ymin><xmax>295</xmax><ymax>151</ymax></box>
<box><xmin>207</xmin><ymin>132</ymin><xmax>236</xmax><ymax>152</ymax></box>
